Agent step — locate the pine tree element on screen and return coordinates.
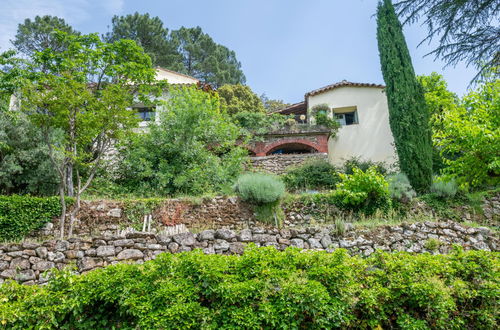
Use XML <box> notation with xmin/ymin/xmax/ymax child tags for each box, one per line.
<box><xmin>376</xmin><ymin>0</ymin><xmax>433</xmax><ymax>192</ymax></box>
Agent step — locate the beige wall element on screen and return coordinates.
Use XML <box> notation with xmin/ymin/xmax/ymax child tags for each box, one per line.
<box><xmin>307</xmin><ymin>86</ymin><xmax>398</xmax><ymax>166</ymax></box>
<box><xmin>155</xmin><ymin>68</ymin><xmax>199</xmax><ymax>84</ymax></box>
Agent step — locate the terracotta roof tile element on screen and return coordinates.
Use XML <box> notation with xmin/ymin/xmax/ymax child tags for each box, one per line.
<box><xmin>306</xmin><ymin>80</ymin><xmax>385</xmax><ymax>97</ymax></box>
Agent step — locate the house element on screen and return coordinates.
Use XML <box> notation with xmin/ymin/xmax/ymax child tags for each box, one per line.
<box><xmin>248</xmin><ymin>80</ymin><xmax>398</xmax><ymax>172</ymax></box>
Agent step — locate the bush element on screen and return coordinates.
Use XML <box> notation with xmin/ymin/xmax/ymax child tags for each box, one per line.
<box><xmin>431</xmin><ymin>176</ymin><xmax>458</xmax><ymax>198</ymax></box>
<box><xmin>0</xmin><ymin>247</ymin><xmax>498</xmax><ymax>329</ymax></box>
<box><xmin>234</xmin><ymin>173</ymin><xmax>285</xmax><ymax>205</ymax></box>
<box><xmin>332</xmin><ymin>167</ymin><xmax>391</xmax><ymax>214</ymax></box>
<box><xmin>282</xmin><ymin>159</ymin><xmax>340</xmax><ymax>191</ymax></box>
<box><xmin>387</xmin><ymin>173</ymin><xmax>416</xmax><ymax>203</ymax></box>
<box><xmin>0</xmin><ymin>195</ymin><xmax>72</xmax><ymax>241</ymax></box>
<box><xmin>342</xmin><ymin>156</ymin><xmax>388</xmax><ymax>175</ymax></box>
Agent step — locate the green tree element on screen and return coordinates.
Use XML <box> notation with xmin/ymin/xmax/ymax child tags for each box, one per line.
<box><xmin>396</xmin><ymin>0</ymin><xmax>500</xmax><ymax>81</ymax></box>
<box><xmin>20</xmin><ymin>32</ymin><xmax>159</xmax><ymax>237</ymax></box>
<box><xmin>418</xmin><ymin>72</ymin><xmax>459</xmax><ymax>172</ymax></box>
<box><xmin>11</xmin><ymin>15</ymin><xmax>79</xmax><ymax>56</ymax></box>
<box><xmin>170</xmin><ymin>27</ymin><xmax>245</xmax><ymax>87</ymax></box>
<box><xmin>105</xmin><ymin>12</ymin><xmax>181</xmax><ymax>70</ymax></box>
<box><xmin>260</xmin><ymin>93</ymin><xmax>290</xmax><ymax>113</ymax></box>
<box><xmin>433</xmin><ymin>79</ymin><xmax>500</xmax><ymax>189</ymax></box>
<box><xmin>0</xmin><ymin>111</ymin><xmax>59</xmax><ymax>195</ymax></box>
<box><xmin>218</xmin><ymin>84</ymin><xmax>265</xmax><ymax>115</ymax></box>
<box><xmin>116</xmin><ymin>86</ymin><xmax>247</xmax><ymax>196</ymax></box>
<box><xmin>377</xmin><ymin>0</ymin><xmax>433</xmax><ymax>193</ymax></box>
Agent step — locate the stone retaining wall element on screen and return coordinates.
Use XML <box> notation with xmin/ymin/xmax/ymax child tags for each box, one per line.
<box><xmin>2</xmin><ymin>221</ymin><xmax>497</xmax><ymax>285</ymax></box>
<box><xmin>249</xmin><ymin>153</ymin><xmax>328</xmax><ymax>174</ymax></box>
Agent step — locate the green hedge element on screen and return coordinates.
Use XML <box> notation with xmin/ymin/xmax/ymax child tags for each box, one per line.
<box><xmin>1</xmin><ymin>247</ymin><xmax>498</xmax><ymax>329</ymax></box>
<box><xmin>0</xmin><ymin>195</ymin><xmax>72</xmax><ymax>241</ymax></box>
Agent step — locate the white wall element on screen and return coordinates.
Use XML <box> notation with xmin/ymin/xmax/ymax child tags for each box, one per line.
<box><xmin>155</xmin><ymin>68</ymin><xmax>199</xmax><ymax>84</ymax></box>
<box><xmin>307</xmin><ymin>86</ymin><xmax>398</xmax><ymax>166</ymax></box>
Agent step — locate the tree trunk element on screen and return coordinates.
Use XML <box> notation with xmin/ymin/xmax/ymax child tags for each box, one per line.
<box><xmin>66</xmin><ymin>164</ymin><xmax>74</xmax><ymax>197</ymax></box>
<box><xmin>68</xmin><ymin>171</ymin><xmax>82</xmax><ymax>237</ymax></box>
<box><xmin>58</xmin><ymin>185</ymin><xmax>66</xmax><ymax>239</ymax></box>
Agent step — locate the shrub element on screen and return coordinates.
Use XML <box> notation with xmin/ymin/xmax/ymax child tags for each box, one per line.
<box><xmin>234</xmin><ymin>173</ymin><xmax>285</xmax><ymax>205</ymax></box>
<box><xmin>282</xmin><ymin>159</ymin><xmax>340</xmax><ymax>191</ymax></box>
<box><xmin>0</xmin><ymin>247</ymin><xmax>498</xmax><ymax>329</ymax></box>
<box><xmin>387</xmin><ymin>173</ymin><xmax>416</xmax><ymax>203</ymax></box>
<box><xmin>0</xmin><ymin>195</ymin><xmax>73</xmax><ymax>241</ymax></box>
<box><xmin>431</xmin><ymin>176</ymin><xmax>458</xmax><ymax>198</ymax></box>
<box><xmin>332</xmin><ymin>167</ymin><xmax>391</xmax><ymax>214</ymax></box>
<box><xmin>234</xmin><ymin>173</ymin><xmax>285</xmax><ymax>226</ymax></box>
<box><xmin>342</xmin><ymin>156</ymin><xmax>388</xmax><ymax>175</ymax></box>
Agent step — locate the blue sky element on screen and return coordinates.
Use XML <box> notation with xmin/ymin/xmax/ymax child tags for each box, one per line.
<box><xmin>1</xmin><ymin>0</ymin><xmax>476</xmax><ymax>103</ymax></box>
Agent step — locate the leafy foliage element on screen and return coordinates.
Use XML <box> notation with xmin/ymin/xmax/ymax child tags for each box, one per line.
<box><xmin>234</xmin><ymin>173</ymin><xmax>285</xmax><ymax>205</ymax></box>
<box><xmin>396</xmin><ymin>0</ymin><xmax>500</xmax><ymax>81</ymax></box>
<box><xmin>377</xmin><ymin>0</ymin><xmax>433</xmax><ymax>192</ymax></box>
<box><xmin>218</xmin><ymin>84</ymin><xmax>265</xmax><ymax>115</ymax></box>
<box><xmin>11</xmin><ymin>15</ymin><xmax>79</xmax><ymax>57</ymax></box>
<box><xmin>260</xmin><ymin>93</ymin><xmax>290</xmax><ymax>113</ymax></box>
<box><xmin>104</xmin><ymin>12</ymin><xmax>179</xmax><ymax>69</ymax></box>
<box><xmin>116</xmin><ymin>86</ymin><xmax>247</xmax><ymax>196</ymax></box>
<box><xmin>0</xmin><ymin>247</ymin><xmax>498</xmax><ymax>328</ymax></box>
<box><xmin>387</xmin><ymin>172</ymin><xmax>416</xmax><ymax>203</ymax></box>
<box><xmin>282</xmin><ymin>159</ymin><xmax>340</xmax><ymax>192</ymax></box>
<box><xmin>333</xmin><ymin>167</ymin><xmax>391</xmax><ymax>214</ymax></box>
<box><xmin>0</xmin><ymin>111</ymin><xmax>59</xmax><ymax>195</ymax></box>
<box><xmin>342</xmin><ymin>156</ymin><xmax>388</xmax><ymax>176</ymax></box>
<box><xmin>231</xmin><ymin>111</ymin><xmax>289</xmax><ymax>136</ymax></box>
<box><xmin>0</xmin><ymin>195</ymin><xmax>72</xmax><ymax>241</ymax></box>
<box><xmin>431</xmin><ymin>176</ymin><xmax>458</xmax><ymax>199</ymax></box>
<box><xmin>433</xmin><ymin>79</ymin><xmax>500</xmax><ymax>189</ymax></box>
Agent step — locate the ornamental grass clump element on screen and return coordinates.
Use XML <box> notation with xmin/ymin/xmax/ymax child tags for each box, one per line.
<box><xmin>430</xmin><ymin>176</ymin><xmax>458</xmax><ymax>198</ymax></box>
<box><xmin>387</xmin><ymin>172</ymin><xmax>416</xmax><ymax>203</ymax></box>
<box><xmin>234</xmin><ymin>173</ymin><xmax>285</xmax><ymax>225</ymax></box>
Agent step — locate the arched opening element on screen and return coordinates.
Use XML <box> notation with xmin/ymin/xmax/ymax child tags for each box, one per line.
<box><xmin>266</xmin><ymin>142</ymin><xmax>319</xmax><ymax>156</ymax></box>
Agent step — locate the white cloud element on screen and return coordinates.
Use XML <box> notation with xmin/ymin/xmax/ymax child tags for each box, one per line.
<box><xmin>0</xmin><ymin>0</ymin><xmax>124</xmax><ymax>52</ymax></box>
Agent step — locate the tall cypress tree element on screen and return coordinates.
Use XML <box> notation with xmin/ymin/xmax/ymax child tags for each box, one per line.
<box><xmin>376</xmin><ymin>0</ymin><xmax>433</xmax><ymax>192</ymax></box>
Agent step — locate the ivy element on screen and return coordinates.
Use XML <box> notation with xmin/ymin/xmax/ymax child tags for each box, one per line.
<box><xmin>0</xmin><ymin>195</ymin><xmax>74</xmax><ymax>241</ymax></box>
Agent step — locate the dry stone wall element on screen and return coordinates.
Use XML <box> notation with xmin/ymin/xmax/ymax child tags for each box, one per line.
<box><xmin>249</xmin><ymin>153</ymin><xmax>328</xmax><ymax>174</ymax></box>
<box><xmin>2</xmin><ymin>221</ymin><xmax>498</xmax><ymax>285</ymax></box>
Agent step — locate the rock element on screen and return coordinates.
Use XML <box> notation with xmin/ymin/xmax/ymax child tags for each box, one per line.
<box><xmin>229</xmin><ymin>242</ymin><xmax>245</xmax><ymax>255</ymax></box>
<box><xmin>16</xmin><ymin>270</ymin><xmax>36</xmax><ymax>282</ymax></box>
<box><xmin>252</xmin><ymin>227</ymin><xmax>266</xmax><ymax>234</ymax></box>
<box><xmin>55</xmin><ymin>240</ymin><xmax>69</xmax><ymax>251</ymax></box>
<box><xmin>78</xmin><ymin>257</ymin><xmax>101</xmax><ymax>271</ymax></box>
<box><xmin>93</xmin><ymin>239</ymin><xmax>107</xmax><ymax>247</ymax></box>
<box><xmin>203</xmin><ymin>246</ymin><xmax>215</xmax><ymax>254</ymax></box>
<box><xmin>10</xmin><ymin>258</ymin><xmax>30</xmax><ymax>270</ymax></box>
<box><xmin>252</xmin><ymin>234</ymin><xmax>277</xmax><ymax>244</ymax></box>
<box><xmin>107</xmin><ymin>208</ymin><xmax>122</xmax><ymax>218</ymax></box>
<box><xmin>290</xmin><ymin>238</ymin><xmax>304</xmax><ymax>249</ymax></box>
<box><xmin>0</xmin><ymin>261</ymin><xmax>9</xmax><ymax>271</ymax></box>
<box><xmin>320</xmin><ymin>235</ymin><xmax>333</xmax><ymax>249</ymax></box>
<box><xmin>168</xmin><ymin>242</ymin><xmax>179</xmax><ymax>253</ymax></box>
<box><xmin>279</xmin><ymin>229</ymin><xmax>292</xmax><ymax>239</ymax></box>
<box><xmin>0</xmin><ymin>269</ymin><xmax>17</xmax><ymax>279</ymax></box>
<box><xmin>65</xmin><ymin>250</ymin><xmax>84</xmax><ymax>259</ymax></box>
<box><xmin>33</xmin><ymin>261</ymin><xmax>55</xmax><ymax>272</ymax></box>
<box><xmin>35</xmin><ymin>247</ymin><xmax>48</xmax><ymax>259</ymax></box>
<box><xmin>214</xmin><ymin>239</ymin><xmax>230</xmax><ymax>251</ymax></box>
<box><xmin>199</xmin><ymin>230</ymin><xmax>215</xmax><ymax>241</ymax></box>
<box><xmin>363</xmin><ymin>247</ymin><xmax>375</xmax><ymax>256</ymax></box>
<box><xmin>442</xmin><ymin>229</ymin><xmax>457</xmax><ymax>237</ymax></box>
<box><xmin>22</xmin><ymin>242</ymin><xmax>39</xmax><ymax>249</ymax></box>
<box><xmin>216</xmin><ymin>229</ymin><xmax>236</xmax><ymax>240</ymax></box>
<box><xmin>238</xmin><ymin>229</ymin><xmax>253</xmax><ymax>242</ymax></box>
<box><xmin>116</xmin><ymin>249</ymin><xmax>144</xmax><ymax>260</ymax></box>
<box><xmin>179</xmin><ymin>246</ymin><xmax>192</xmax><ymax>252</ymax></box>
<box><xmin>156</xmin><ymin>234</ymin><xmax>172</xmax><ymax>245</ymax></box>
<box><xmin>307</xmin><ymin>238</ymin><xmax>323</xmax><ymax>249</ymax></box>
<box><xmin>113</xmin><ymin>239</ymin><xmax>135</xmax><ymax>247</ymax></box>
<box><xmin>7</xmin><ymin>251</ymin><xmax>25</xmax><ymax>258</ymax></box>
<box><xmin>96</xmin><ymin>246</ymin><xmax>115</xmax><ymax>257</ymax></box>
<box><xmin>172</xmin><ymin>232</ymin><xmax>196</xmax><ymax>246</ymax></box>
<box><xmin>53</xmin><ymin>252</ymin><xmax>65</xmax><ymax>263</ymax></box>
<box><xmin>125</xmin><ymin>232</ymin><xmax>155</xmax><ymax>239</ymax></box>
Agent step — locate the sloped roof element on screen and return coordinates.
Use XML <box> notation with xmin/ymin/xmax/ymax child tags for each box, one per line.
<box><xmin>274</xmin><ymin>101</ymin><xmax>307</xmax><ymax>115</ymax></box>
<box><xmin>155</xmin><ymin>67</ymin><xmax>200</xmax><ymax>84</ymax></box>
<box><xmin>306</xmin><ymin>80</ymin><xmax>385</xmax><ymax>97</ymax></box>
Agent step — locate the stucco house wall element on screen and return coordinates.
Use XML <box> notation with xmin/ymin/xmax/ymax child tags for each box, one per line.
<box><xmin>307</xmin><ymin>86</ymin><xmax>398</xmax><ymax>166</ymax></box>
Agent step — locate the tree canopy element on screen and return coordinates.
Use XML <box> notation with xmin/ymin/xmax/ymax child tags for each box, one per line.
<box><xmin>377</xmin><ymin>0</ymin><xmax>433</xmax><ymax>192</ymax></box>
<box><xmin>396</xmin><ymin>0</ymin><xmax>500</xmax><ymax>81</ymax></box>
<box><xmin>104</xmin><ymin>12</ymin><xmax>181</xmax><ymax>70</ymax></box>
<box><xmin>11</xmin><ymin>15</ymin><xmax>79</xmax><ymax>57</ymax></box>
<box><xmin>218</xmin><ymin>84</ymin><xmax>265</xmax><ymax>115</ymax></box>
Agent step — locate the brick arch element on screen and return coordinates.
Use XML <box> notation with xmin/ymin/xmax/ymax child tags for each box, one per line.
<box><xmin>262</xmin><ymin>139</ymin><xmax>323</xmax><ymax>156</ymax></box>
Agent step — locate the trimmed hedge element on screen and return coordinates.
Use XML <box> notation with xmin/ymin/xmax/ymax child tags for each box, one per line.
<box><xmin>0</xmin><ymin>247</ymin><xmax>498</xmax><ymax>329</ymax></box>
<box><xmin>0</xmin><ymin>195</ymin><xmax>72</xmax><ymax>241</ymax></box>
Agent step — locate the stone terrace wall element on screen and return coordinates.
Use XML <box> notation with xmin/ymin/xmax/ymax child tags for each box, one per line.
<box><xmin>249</xmin><ymin>153</ymin><xmax>328</xmax><ymax>174</ymax></box>
<box><xmin>2</xmin><ymin>221</ymin><xmax>497</xmax><ymax>285</ymax></box>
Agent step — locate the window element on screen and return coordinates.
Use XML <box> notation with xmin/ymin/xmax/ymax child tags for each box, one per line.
<box><xmin>134</xmin><ymin>107</ymin><xmax>156</xmax><ymax>121</ymax></box>
<box><xmin>335</xmin><ymin>111</ymin><xmax>358</xmax><ymax>126</ymax></box>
